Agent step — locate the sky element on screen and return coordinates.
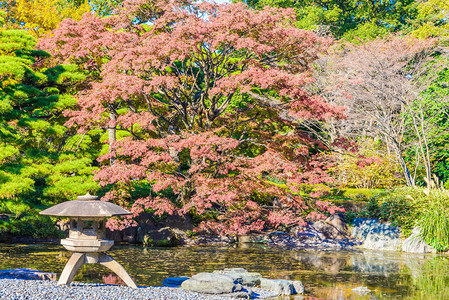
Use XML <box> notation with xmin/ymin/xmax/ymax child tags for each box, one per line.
<box><xmin>210</xmin><ymin>0</ymin><xmax>231</xmax><ymax>4</ymax></box>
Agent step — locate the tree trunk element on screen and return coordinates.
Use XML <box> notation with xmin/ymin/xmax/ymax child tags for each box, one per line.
<box><xmin>109</xmin><ymin>111</ymin><xmax>117</xmax><ymax>166</ymax></box>
<box><xmin>390</xmin><ymin>139</ymin><xmax>415</xmax><ymax>187</ymax></box>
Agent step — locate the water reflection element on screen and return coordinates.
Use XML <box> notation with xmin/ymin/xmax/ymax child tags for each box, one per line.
<box><xmin>0</xmin><ymin>243</ymin><xmax>447</xmax><ymax>299</ymax></box>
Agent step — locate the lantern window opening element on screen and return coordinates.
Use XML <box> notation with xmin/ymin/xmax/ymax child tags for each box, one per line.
<box><xmin>71</xmin><ymin>219</ymin><xmax>78</xmax><ymax>231</ymax></box>
<box><xmin>83</xmin><ymin>220</ymin><xmax>94</xmax><ymax>230</ymax></box>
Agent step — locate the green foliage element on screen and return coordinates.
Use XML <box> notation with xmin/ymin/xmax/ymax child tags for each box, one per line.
<box><xmin>403</xmin><ymin>53</ymin><xmax>449</xmax><ymax>187</ymax></box>
<box><xmin>352</xmin><ymin>187</ymin><xmax>449</xmax><ymax>243</ymax></box>
<box><xmin>0</xmin><ymin>28</ymin><xmax>100</xmax><ymax>238</ymax></box>
<box><xmin>412</xmin><ymin>257</ymin><xmax>449</xmax><ymax>296</ymax></box>
<box><xmin>339</xmin><ymin>188</ymin><xmax>385</xmax><ymax>200</ymax></box>
<box><xmin>357</xmin><ymin>197</ymin><xmax>381</xmax><ymax>219</ymax></box>
<box><xmin>239</xmin><ymin>0</ymin><xmax>416</xmax><ymax>39</ymax></box>
<box><xmin>326</xmin><ymin>138</ymin><xmax>404</xmax><ymax>189</ymax></box>
<box><xmin>379</xmin><ymin>197</ymin><xmax>413</xmax><ymax>234</ymax></box>
<box><xmin>411</xmin><ymin>0</ymin><xmax>449</xmax><ymax>38</ymax></box>
<box><xmin>419</xmin><ymin>190</ymin><xmax>449</xmax><ymax>251</ymax></box>
<box><xmin>342</xmin><ymin>22</ymin><xmax>390</xmax><ymax>43</ymax></box>
<box><xmin>7</xmin><ymin>216</ymin><xmax>64</xmax><ymax>239</ymax></box>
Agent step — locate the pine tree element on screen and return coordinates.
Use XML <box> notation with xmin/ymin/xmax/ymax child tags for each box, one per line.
<box><xmin>0</xmin><ymin>21</ymin><xmax>99</xmax><ymax>237</ymax></box>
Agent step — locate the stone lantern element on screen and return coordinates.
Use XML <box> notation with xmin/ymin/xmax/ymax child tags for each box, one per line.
<box><xmin>39</xmin><ymin>193</ymin><xmax>137</xmax><ymax>288</ymax></box>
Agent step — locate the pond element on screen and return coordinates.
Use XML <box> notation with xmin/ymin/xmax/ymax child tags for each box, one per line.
<box><xmin>0</xmin><ymin>243</ymin><xmax>448</xmax><ymax>299</ymax></box>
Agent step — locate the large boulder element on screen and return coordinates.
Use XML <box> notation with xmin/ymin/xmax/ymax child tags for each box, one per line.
<box><xmin>352</xmin><ymin>219</ymin><xmax>401</xmax><ymax>251</ymax></box>
<box><xmin>137</xmin><ymin>213</ymin><xmax>158</xmax><ymax>243</ymax></box>
<box><xmin>326</xmin><ymin>214</ymin><xmax>348</xmax><ymax>235</ymax></box>
<box><xmin>181</xmin><ymin>273</ymin><xmax>242</xmax><ymax>294</ymax></box>
<box><xmin>238</xmin><ymin>235</ymin><xmax>268</xmax><ymax>244</ymax></box>
<box><xmin>0</xmin><ymin>268</ymin><xmax>56</xmax><ymax>281</ymax></box>
<box><xmin>313</xmin><ymin>214</ymin><xmax>349</xmax><ymax>240</ymax></box>
<box><xmin>213</xmin><ymin>268</ymin><xmax>262</xmax><ymax>287</ymax></box>
<box><xmin>402</xmin><ymin>227</ymin><xmax>437</xmax><ymax>253</ymax></box>
<box><xmin>142</xmin><ymin>227</ymin><xmax>179</xmax><ymax>247</ymax></box>
<box><xmin>292</xmin><ymin>281</ymin><xmax>305</xmax><ymax>294</ymax></box>
<box><xmin>260</xmin><ymin>278</ymin><xmax>303</xmax><ymax>295</ymax></box>
<box><xmin>137</xmin><ymin>214</ymin><xmax>194</xmax><ymax>245</ymax></box>
<box><xmin>163</xmin><ymin>214</ymin><xmax>194</xmax><ymax>231</ymax></box>
<box><xmin>351</xmin><ymin>218</ymin><xmax>379</xmax><ymax>240</ymax></box>
<box><xmin>105</xmin><ymin>228</ymin><xmax>123</xmax><ymax>243</ymax></box>
<box><xmin>122</xmin><ymin>226</ymin><xmax>137</xmax><ymax>244</ymax></box>
<box><xmin>187</xmin><ymin>235</ymin><xmax>237</xmax><ymax>246</ymax></box>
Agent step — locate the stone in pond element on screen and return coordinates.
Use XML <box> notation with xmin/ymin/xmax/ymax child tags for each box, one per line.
<box><xmin>181</xmin><ymin>272</ymin><xmax>242</xmax><ymax>294</ymax></box>
<box><xmin>162</xmin><ymin>276</ymin><xmax>190</xmax><ymax>287</ymax></box>
<box><xmin>402</xmin><ymin>227</ymin><xmax>437</xmax><ymax>254</ymax></box>
<box><xmin>213</xmin><ymin>268</ymin><xmax>262</xmax><ymax>287</ymax></box>
<box><xmin>352</xmin><ymin>286</ymin><xmax>371</xmax><ymax>295</ymax></box>
<box><xmin>0</xmin><ymin>268</ymin><xmax>57</xmax><ymax>281</ymax></box>
<box><xmin>292</xmin><ymin>280</ymin><xmax>305</xmax><ymax>294</ymax></box>
<box><xmin>260</xmin><ymin>278</ymin><xmax>296</xmax><ymax>295</ymax></box>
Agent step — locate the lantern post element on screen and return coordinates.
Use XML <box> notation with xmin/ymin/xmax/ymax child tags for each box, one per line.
<box><xmin>40</xmin><ymin>193</ymin><xmax>137</xmax><ymax>288</ymax></box>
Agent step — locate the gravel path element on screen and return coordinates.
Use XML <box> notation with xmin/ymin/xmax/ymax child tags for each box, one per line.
<box><xmin>0</xmin><ymin>279</ymin><xmax>251</xmax><ymax>300</ymax></box>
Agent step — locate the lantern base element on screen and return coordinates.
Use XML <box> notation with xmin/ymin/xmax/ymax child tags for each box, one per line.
<box><xmin>61</xmin><ymin>238</ymin><xmax>114</xmax><ymax>253</ymax></box>
<box><xmin>58</xmin><ymin>252</ymin><xmax>137</xmax><ymax>288</ymax></box>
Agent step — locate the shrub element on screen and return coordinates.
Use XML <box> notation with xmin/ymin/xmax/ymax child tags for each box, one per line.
<box><xmin>379</xmin><ymin>197</ymin><xmax>413</xmax><ymax>234</ymax></box>
<box><xmin>8</xmin><ymin>216</ymin><xmax>65</xmax><ymax>239</ymax></box>
<box><xmin>325</xmin><ymin>138</ymin><xmax>404</xmax><ymax>189</ymax></box>
<box><xmin>419</xmin><ymin>190</ymin><xmax>449</xmax><ymax>251</ymax></box>
<box><xmin>363</xmin><ymin>197</ymin><xmax>381</xmax><ymax>219</ymax></box>
<box><xmin>413</xmin><ymin>257</ymin><xmax>449</xmax><ymax>297</ymax></box>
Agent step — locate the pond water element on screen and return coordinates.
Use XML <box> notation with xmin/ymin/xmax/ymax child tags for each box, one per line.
<box><xmin>0</xmin><ymin>243</ymin><xmax>448</xmax><ymax>299</ymax></box>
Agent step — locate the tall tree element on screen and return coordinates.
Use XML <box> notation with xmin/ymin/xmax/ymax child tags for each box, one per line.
<box><xmin>0</xmin><ymin>0</ymin><xmax>90</xmax><ymax>37</ymax></box>
<box><xmin>323</xmin><ymin>37</ymin><xmax>448</xmax><ymax>187</ymax></box>
<box><xmin>411</xmin><ymin>0</ymin><xmax>449</xmax><ymax>38</ymax></box>
<box><xmin>236</xmin><ymin>0</ymin><xmax>416</xmax><ymax>40</ymax></box>
<box><xmin>39</xmin><ymin>0</ymin><xmax>345</xmax><ymax>234</ymax></box>
<box><xmin>0</xmin><ymin>25</ymin><xmax>97</xmax><ymax>210</ymax></box>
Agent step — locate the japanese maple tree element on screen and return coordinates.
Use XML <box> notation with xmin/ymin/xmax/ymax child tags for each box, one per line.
<box><xmin>39</xmin><ymin>0</ymin><xmax>345</xmax><ymax>234</ymax></box>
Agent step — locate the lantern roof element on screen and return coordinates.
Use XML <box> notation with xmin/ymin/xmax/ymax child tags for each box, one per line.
<box><xmin>39</xmin><ymin>193</ymin><xmax>132</xmax><ymax>217</ymax></box>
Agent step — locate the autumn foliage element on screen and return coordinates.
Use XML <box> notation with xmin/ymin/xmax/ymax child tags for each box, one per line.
<box><xmin>38</xmin><ymin>0</ymin><xmax>345</xmax><ymax>234</ymax></box>
<box><xmin>1</xmin><ymin>0</ymin><xmax>90</xmax><ymax>37</ymax></box>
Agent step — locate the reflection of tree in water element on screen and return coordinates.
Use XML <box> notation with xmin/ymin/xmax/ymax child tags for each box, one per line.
<box><xmin>103</xmin><ymin>274</ymin><xmax>125</xmax><ymax>285</ymax></box>
<box><xmin>351</xmin><ymin>250</ymin><xmax>400</xmax><ymax>276</ymax></box>
<box><xmin>3</xmin><ymin>244</ymin><xmax>449</xmax><ymax>298</ymax></box>
<box><xmin>289</xmin><ymin>251</ymin><xmax>349</xmax><ymax>274</ymax></box>
<box><xmin>410</xmin><ymin>256</ymin><xmax>449</xmax><ymax>297</ymax></box>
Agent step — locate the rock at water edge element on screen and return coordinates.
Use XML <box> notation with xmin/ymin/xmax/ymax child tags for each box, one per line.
<box><xmin>402</xmin><ymin>227</ymin><xmax>437</xmax><ymax>253</ymax></box>
<box><xmin>260</xmin><ymin>278</ymin><xmax>295</xmax><ymax>295</ymax></box>
<box><xmin>351</xmin><ymin>219</ymin><xmax>379</xmax><ymax>240</ymax></box>
<box><xmin>213</xmin><ymin>268</ymin><xmax>262</xmax><ymax>287</ymax></box>
<box><xmin>181</xmin><ymin>273</ymin><xmax>242</xmax><ymax>294</ymax></box>
<box><xmin>292</xmin><ymin>280</ymin><xmax>305</xmax><ymax>294</ymax></box>
<box><xmin>142</xmin><ymin>227</ymin><xmax>179</xmax><ymax>247</ymax></box>
<box><xmin>354</xmin><ymin>221</ymin><xmax>401</xmax><ymax>251</ymax></box>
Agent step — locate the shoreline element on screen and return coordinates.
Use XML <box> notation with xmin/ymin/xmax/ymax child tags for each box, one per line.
<box><xmin>0</xmin><ymin>278</ymin><xmax>278</xmax><ymax>300</ymax></box>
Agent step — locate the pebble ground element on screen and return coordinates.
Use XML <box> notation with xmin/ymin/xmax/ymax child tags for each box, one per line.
<box><xmin>0</xmin><ymin>279</ymin><xmax>247</xmax><ymax>300</ymax></box>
